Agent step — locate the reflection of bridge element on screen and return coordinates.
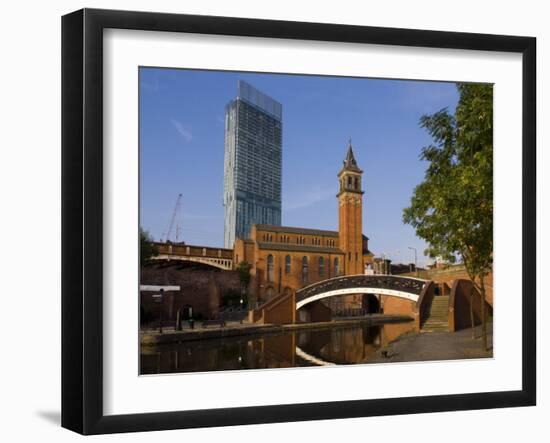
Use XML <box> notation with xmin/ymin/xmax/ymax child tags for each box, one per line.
<box><xmin>151</xmin><ymin>242</ymin><xmax>233</xmax><ymax>270</ymax></box>
<box><xmin>296</xmin><ymin>274</ymin><xmax>427</xmax><ymax>309</ymax></box>
<box><xmin>295</xmin><ymin>346</ymin><xmax>336</xmax><ymax>366</ymax></box>
<box><xmin>250</xmin><ymin>274</ymin><xmax>435</xmax><ymax>329</ymax></box>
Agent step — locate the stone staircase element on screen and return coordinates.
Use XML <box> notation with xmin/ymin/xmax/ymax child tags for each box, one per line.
<box><xmin>421</xmin><ymin>295</ymin><xmax>450</xmax><ymax>332</ymax></box>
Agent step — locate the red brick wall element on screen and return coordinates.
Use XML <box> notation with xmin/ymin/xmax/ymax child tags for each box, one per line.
<box><xmin>339</xmin><ymin>193</ymin><xmax>364</xmax><ymax>275</ymax></box>
<box><xmin>449</xmin><ymin>279</ymin><xmax>492</xmax><ymax>332</ymax></box>
<box><xmin>140</xmin><ymin>265</ymin><xmax>241</xmax><ymax>324</ymax></box>
<box><xmin>254</xmin><ymin>249</ymin><xmax>345</xmax><ymax>302</ymax></box>
<box><xmin>404</xmin><ymin>265</ymin><xmax>493</xmax><ymax>307</ymax></box>
<box><xmin>381</xmin><ymin>295</ymin><xmax>416</xmax><ymax>317</ymax></box>
<box><xmin>302</xmin><ymin>300</ymin><xmax>332</xmax><ymax>323</ymax></box>
<box><xmin>262</xmin><ymin>292</ymin><xmax>296</xmax><ymax>324</ymax></box>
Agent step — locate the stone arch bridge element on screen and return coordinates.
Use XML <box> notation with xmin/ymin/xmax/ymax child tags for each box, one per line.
<box><xmin>150</xmin><ymin>242</ymin><xmax>233</xmax><ymax>271</ymax></box>
<box><xmin>250</xmin><ymin>274</ymin><xmax>435</xmax><ymax>330</ymax></box>
<box><xmin>296</xmin><ymin>274</ymin><xmax>426</xmax><ymax>309</ymax></box>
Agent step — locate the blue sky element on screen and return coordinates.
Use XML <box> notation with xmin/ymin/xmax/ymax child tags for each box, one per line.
<box><xmin>139</xmin><ymin>68</ymin><xmax>459</xmax><ymax>267</ymax></box>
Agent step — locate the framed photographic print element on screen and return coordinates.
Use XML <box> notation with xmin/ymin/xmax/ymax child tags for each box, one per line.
<box><xmin>61</xmin><ymin>8</ymin><xmax>536</xmax><ymax>435</ymax></box>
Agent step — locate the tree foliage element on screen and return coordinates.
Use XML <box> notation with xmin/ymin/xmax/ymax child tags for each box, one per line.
<box><xmin>222</xmin><ymin>288</ymin><xmax>243</xmax><ymax>307</ymax></box>
<box><xmin>236</xmin><ymin>261</ymin><xmax>252</xmax><ymax>289</ymax></box>
<box><xmin>140</xmin><ymin>227</ymin><xmax>159</xmax><ymax>264</ymax></box>
<box><xmin>403</xmin><ymin>83</ymin><xmax>493</xmax><ymax>280</ymax></box>
<box><xmin>403</xmin><ymin>83</ymin><xmax>493</xmax><ymax>346</ymax></box>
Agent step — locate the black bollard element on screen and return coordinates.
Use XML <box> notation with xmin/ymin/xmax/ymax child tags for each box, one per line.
<box><xmin>176</xmin><ymin>309</ymin><xmax>182</xmax><ymax>331</ymax></box>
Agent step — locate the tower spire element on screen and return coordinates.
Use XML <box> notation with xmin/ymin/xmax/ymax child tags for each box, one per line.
<box><xmin>341</xmin><ymin>139</ymin><xmax>362</xmax><ymax>173</ymax></box>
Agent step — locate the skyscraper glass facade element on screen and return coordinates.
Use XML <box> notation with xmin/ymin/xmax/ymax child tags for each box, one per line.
<box><xmin>223</xmin><ymin>81</ymin><xmax>282</xmax><ymax>248</ymax></box>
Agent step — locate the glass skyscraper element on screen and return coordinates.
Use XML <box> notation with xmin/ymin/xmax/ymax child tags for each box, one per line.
<box><xmin>223</xmin><ymin>81</ymin><xmax>282</xmax><ymax>248</ymax></box>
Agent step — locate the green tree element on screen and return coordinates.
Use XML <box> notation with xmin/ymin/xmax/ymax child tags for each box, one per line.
<box><xmin>140</xmin><ymin>228</ymin><xmax>159</xmax><ymax>264</ymax></box>
<box><xmin>222</xmin><ymin>288</ymin><xmax>242</xmax><ymax>307</ymax></box>
<box><xmin>403</xmin><ymin>83</ymin><xmax>493</xmax><ymax>350</ymax></box>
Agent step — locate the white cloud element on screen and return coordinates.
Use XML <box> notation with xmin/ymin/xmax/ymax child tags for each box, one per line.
<box><xmin>170</xmin><ymin>118</ymin><xmax>193</xmax><ymax>143</ymax></box>
<box><xmin>283</xmin><ymin>186</ymin><xmax>335</xmax><ymax>211</ymax></box>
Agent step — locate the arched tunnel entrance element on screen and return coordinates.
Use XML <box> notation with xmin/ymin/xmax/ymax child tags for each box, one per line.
<box><xmin>322</xmin><ymin>293</ymin><xmax>381</xmax><ymax>316</ymax></box>
<box><xmin>362</xmin><ymin>294</ymin><xmax>380</xmax><ymax>314</ymax></box>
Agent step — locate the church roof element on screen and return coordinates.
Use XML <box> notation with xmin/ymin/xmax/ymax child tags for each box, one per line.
<box><xmin>257</xmin><ymin>242</ymin><xmax>344</xmax><ymax>255</ymax></box>
<box><xmin>254</xmin><ymin>224</ymin><xmax>339</xmax><ymax>237</ymax></box>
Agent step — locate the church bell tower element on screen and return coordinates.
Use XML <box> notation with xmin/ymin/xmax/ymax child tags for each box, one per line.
<box><xmin>337</xmin><ymin>140</ymin><xmax>364</xmax><ymax>275</ymax></box>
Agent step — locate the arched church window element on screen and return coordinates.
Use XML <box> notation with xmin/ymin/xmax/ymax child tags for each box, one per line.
<box><xmin>267</xmin><ymin>254</ymin><xmax>274</xmax><ymax>282</ymax></box>
<box><xmin>285</xmin><ymin>255</ymin><xmax>291</xmax><ymax>274</ymax></box>
<box><xmin>319</xmin><ymin>256</ymin><xmax>325</xmax><ymax>277</ymax></box>
<box><xmin>302</xmin><ymin>256</ymin><xmax>309</xmax><ymax>284</ymax></box>
<box><xmin>334</xmin><ymin>257</ymin><xmax>340</xmax><ymax>276</ymax></box>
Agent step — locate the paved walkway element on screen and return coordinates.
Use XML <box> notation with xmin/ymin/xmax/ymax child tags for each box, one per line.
<box><xmin>371</xmin><ymin>322</ymin><xmax>493</xmax><ymax>363</ymax></box>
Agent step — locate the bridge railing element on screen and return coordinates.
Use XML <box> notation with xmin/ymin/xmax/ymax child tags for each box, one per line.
<box><xmin>295</xmin><ymin>274</ymin><xmax>427</xmax><ymax>304</ymax></box>
<box><xmin>154</xmin><ymin>242</ymin><xmax>233</xmax><ymax>259</ymax></box>
<box><xmin>332</xmin><ymin>307</ymin><xmax>370</xmax><ymax>318</ymax></box>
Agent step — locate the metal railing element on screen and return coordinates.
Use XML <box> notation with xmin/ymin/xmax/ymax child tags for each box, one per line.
<box><xmin>217</xmin><ymin>306</ymin><xmax>248</xmax><ymax>322</ymax></box>
<box><xmin>296</xmin><ymin>274</ymin><xmax>426</xmax><ymax>303</ymax></box>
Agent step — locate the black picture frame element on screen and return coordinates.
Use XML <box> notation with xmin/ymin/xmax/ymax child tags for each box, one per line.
<box><xmin>62</xmin><ymin>8</ymin><xmax>536</xmax><ymax>435</ymax></box>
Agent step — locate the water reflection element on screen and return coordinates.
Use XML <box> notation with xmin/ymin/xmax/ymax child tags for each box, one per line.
<box><xmin>140</xmin><ymin>321</ymin><xmax>415</xmax><ymax>374</ymax></box>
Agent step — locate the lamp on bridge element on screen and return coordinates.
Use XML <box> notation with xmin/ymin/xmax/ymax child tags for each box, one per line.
<box><xmin>239</xmin><ymin>297</ymin><xmax>244</xmax><ymax>324</ymax></box>
<box><xmin>408</xmin><ymin>246</ymin><xmax>418</xmax><ymax>276</ymax></box>
<box><xmin>152</xmin><ymin>288</ymin><xmax>165</xmax><ymax>334</ymax></box>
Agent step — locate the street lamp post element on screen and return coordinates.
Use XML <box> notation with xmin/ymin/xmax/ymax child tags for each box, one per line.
<box><xmin>155</xmin><ymin>288</ymin><xmax>165</xmax><ymax>334</ymax></box>
<box><xmin>239</xmin><ymin>297</ymin><xmax>244</xmax><ymax>324</ymax></box>
<box><xmin>140</xmin><ymin>284</ymin><xmax>180</xmax><ymax>334</ymax></box>
<box><xmin>408</xmin><ymin>247</ymin><xmax>418</xmax><ymax>276</ymax></box>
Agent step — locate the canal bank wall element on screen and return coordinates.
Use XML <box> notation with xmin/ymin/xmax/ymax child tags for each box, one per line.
<box><xmin>140</xmin><ymin>314</ymin><xmax>413</xmax><ymax>346</ymax></box>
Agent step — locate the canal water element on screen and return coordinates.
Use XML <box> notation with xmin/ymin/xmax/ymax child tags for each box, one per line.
<box><xmin>140</xmin><ymin>321</ymin><xmax>415</xmax><ymax>375</ymax></box>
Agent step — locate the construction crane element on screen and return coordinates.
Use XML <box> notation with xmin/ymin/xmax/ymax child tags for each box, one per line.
<box><xmin>164</xmin><ymin>193</ymin><xmax>182</xmax><ymax>243</ymax></box>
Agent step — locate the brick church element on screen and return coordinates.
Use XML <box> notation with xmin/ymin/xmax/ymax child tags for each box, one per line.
<box><xmin>234</xmin><ymin>142</ymin><xmax>374</xmax><ymax>308</ymax></box>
